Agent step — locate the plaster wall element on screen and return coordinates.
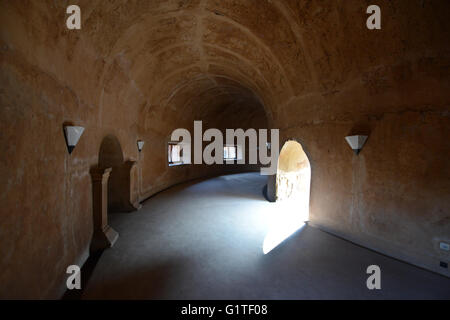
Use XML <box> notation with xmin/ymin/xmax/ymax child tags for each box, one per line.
<box><xmin>0</xmin><ymin>0</ymin><xmax>449</xmax><ymax>298</ymax></box>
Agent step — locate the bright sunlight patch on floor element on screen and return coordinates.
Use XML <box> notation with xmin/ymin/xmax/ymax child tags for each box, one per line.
<box><xmin>262</xmin><ymin>200</ymin><xmax>308</xmax><ymax>254</ymax></box>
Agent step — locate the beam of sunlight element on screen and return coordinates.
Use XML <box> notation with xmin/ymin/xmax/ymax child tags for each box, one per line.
<box><xmin>262</xmin><ymin>201</ymin><xmax>308</xmax><ymax>254</ymax></box>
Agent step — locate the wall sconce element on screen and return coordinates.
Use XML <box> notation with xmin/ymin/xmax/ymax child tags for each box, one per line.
<box><xmin>64</xmin><ymin>126</ymin><xmax>84</xmax><ymax>154</ymax></box>
<box><xmin>345</xmin><ymin>135</ymin><xmax>368</xmax><ymax>155</ymax></box>
<box><xmin>137</xmin><ymin>140</ymin><xmax>145</xmax><ymax>152</ymax></box>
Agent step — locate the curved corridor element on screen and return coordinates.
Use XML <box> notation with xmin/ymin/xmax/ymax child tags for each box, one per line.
<box><xmin>82</xmin><ymin>173</ymin><xmax>450</xmax><ymax>300</ymax></box>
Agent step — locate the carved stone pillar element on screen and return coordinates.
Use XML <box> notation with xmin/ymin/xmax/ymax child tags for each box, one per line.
<box><xmin>90</xmin><ymin>167</ymin><xmax>119</xmax><ymax>252</ymax></box>
<box><xmin>124</xmin><ymin>160</ymin><xmax>142</xmax><ymax>211</ymax></box>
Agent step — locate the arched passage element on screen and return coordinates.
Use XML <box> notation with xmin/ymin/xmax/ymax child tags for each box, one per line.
<box><xmin>276</xmin><ymin>140</ymin><xmax>311</xmax><ymax>222</ymax></box>
<box><xmin>263</xmin><ymin>140</ymin><xmax>311</xmax><ymax>254</ymax></box>
<box><xmin>98</xmin><ymin>135</ymin><xmax>137</xmax><ymax>213</ymax></box>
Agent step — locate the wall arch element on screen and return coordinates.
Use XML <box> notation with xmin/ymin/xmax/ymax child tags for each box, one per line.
<box><xmin>276</xmin><ymin>140</ymin><xmax>311</xmax><ymax>221</ymax></box>
<box><xmin>98</xmin><ymin>135</ymin><xmax>138</xmax><ymax>213</ymax></box>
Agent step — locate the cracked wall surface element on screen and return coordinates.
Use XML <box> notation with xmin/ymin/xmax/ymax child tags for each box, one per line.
<box><xmin>0</xmin><ymin>0</ymin><xmax>449</xmax><ymax>298</ymax></box>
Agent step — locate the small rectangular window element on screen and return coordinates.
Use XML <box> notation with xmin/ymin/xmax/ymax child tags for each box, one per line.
<box><xmin>223</xmin><ymin>145</ymin><xmax>237</xmax><ymax>160</ymax></box>
<box><xmin>168</xmin><ymin>143</ymin><xmax>184</xmax><ymax>165</ymax></box>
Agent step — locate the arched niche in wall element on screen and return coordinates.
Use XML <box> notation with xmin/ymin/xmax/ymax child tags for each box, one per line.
<box><xmin>98</xmin><ymin>135</ymin><xmax>140</xmax><ymax>213</ymax></box>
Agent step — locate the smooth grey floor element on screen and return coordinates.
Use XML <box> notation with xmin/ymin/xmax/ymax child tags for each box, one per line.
<box><xmin>82</xmin><ymin>173</ymin><xmax>450</xmax><ymax>299</ymax></box>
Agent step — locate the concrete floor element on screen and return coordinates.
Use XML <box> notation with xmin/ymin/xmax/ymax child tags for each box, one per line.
<box><xmin>82</xmin><ymin>173</ymin><xmax>450</xmax><ymax>299</ymax></box>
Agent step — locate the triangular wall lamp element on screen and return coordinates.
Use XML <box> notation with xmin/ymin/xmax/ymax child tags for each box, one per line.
<box><xmin>64</xmin><ymin>126</ymin><xmax>85</xmax><ymax>154</ymax></box>
<box><xmin>345</xmin><ymin>135</ymin><xmax>368</xmax><ymax>155</ymax></box>
<box><xmin>137</xmin><ymin>140</ymin><xmax>145</xmax><ymax>152</ymax></box>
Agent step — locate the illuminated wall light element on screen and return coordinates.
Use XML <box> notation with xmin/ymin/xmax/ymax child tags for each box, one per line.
<box><xmin>345</xmin><ymin>135</ymin><xmax>368</xmax><ymax>155</ymax></box>
<box><xmin>64</xmin><ymin>126</ymin><xmax>85</xmax><ymax>154</ymax></box>
<box><xmin>137</xmin><ymin>140</ymin><xmax>145</xmax><ymax>152</ymax></box>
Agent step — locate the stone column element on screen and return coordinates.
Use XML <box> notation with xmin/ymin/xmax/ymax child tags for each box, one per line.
<box><xmin>90</xmin><ymin>167</ymin><xmax>119</xmax><ymax>252</ymax></box>
<box><xmin>124</xmin><ymin>160</ymin><xmax>142</xmax><ymax>211</ymax></box>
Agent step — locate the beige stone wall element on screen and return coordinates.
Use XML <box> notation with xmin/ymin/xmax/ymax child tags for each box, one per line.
<box><xmin>0</xmin><ymin>0</ymin><xmax>449</xmax><ymax>298</ymax></box>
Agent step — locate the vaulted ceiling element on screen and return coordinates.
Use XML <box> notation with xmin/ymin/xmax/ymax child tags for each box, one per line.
<box><xmin>1</xmin><ymin>0</ymin><xmax>448</xmax><ymax>132</ymax></box>
<box><xmin>86</xmin><ymin>0</ymin><xmax>308</xmax><ymax>123</ymax></box>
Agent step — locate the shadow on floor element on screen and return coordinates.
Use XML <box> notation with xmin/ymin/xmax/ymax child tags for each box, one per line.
<box><xmin>62</xmin><ymin>250</ymin><xmax>104</xmax><ymax>300</ymax></box>
<box><xmin>81</xmin><ymin>260</ymin><xmax>186</xmax><ymax>300</ymax></box>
